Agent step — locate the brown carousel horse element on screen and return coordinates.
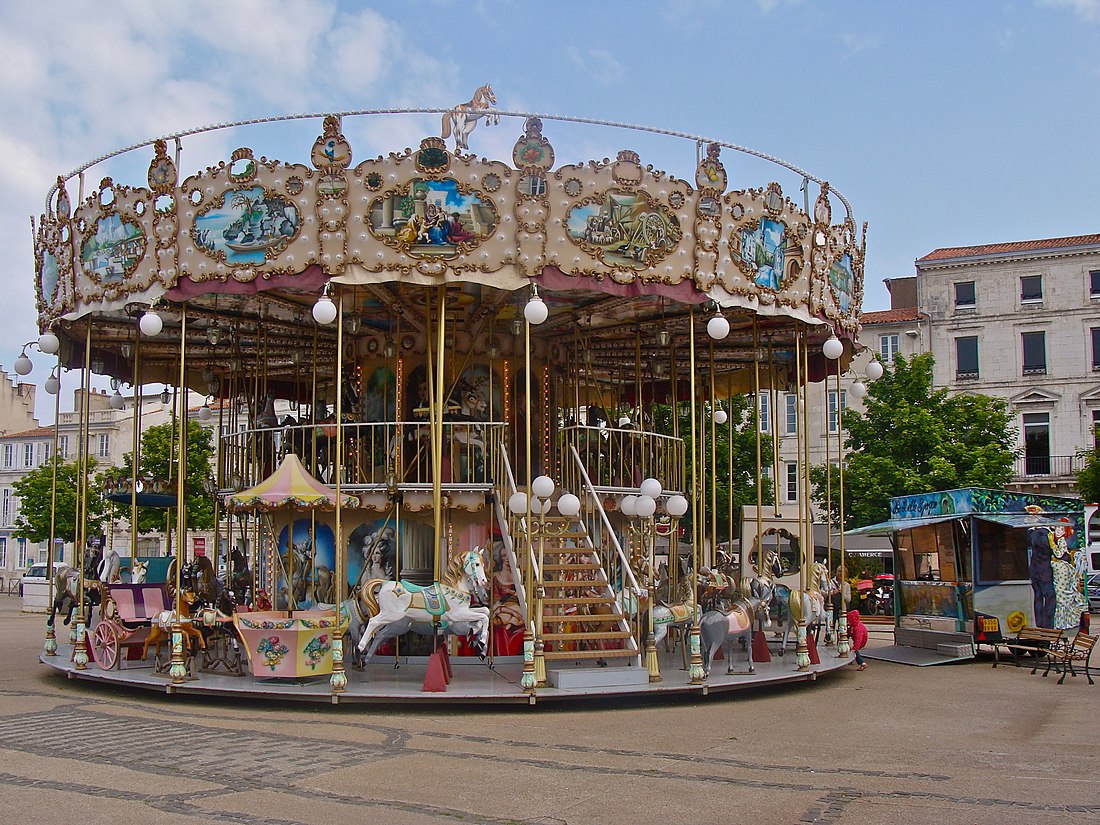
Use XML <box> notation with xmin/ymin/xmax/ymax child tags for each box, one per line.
<box><xmin>440</xmin><ymin>84</ymin><xmax>498</xmax><ymax>151</ymax></box>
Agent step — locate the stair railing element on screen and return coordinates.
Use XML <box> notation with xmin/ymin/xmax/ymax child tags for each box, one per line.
<box><xmin>491</xmin><ymin>442</ymin><xmax>530</xmax><ymax>629</ymax></box>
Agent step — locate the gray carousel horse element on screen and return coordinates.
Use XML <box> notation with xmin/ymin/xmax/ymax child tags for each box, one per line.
<box><xmin>771</xmin><ymin>561</ymin><xmax>833</xmax><ymax>655</ymax></box>
<box><xmin>699</xmin><ymin>580</ymin><xmax>772</xmax><ymax>677</ymax></box>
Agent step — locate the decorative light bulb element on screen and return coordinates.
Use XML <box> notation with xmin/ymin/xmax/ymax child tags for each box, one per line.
<box><xmin>635</xmin><ymin>495</ymin><xmax>657</xmax><ymax>518</ymax></box>
<box><xmin>139</xmin><ymin>310</ymin><xmax>163</xmax><ymax>337</ymax></box>
<box><xmin>713</xmin><ymin>409</ymin><xmax>728</xmax><ymax>425</ymax></box>
<box><xmin>508</xmin><ymin>491</ymin><xmax>529</xmax><ymax>515</ymax></box>
<box><xmin>665</xmin><ymin>495</ymin><xmax>689</xmax><ymax>517</ymax></box>
<box><xmin>822</xmin><ymin>334</ymin><xmax>843</xmax><ymax>360</ymax></box>
<box><xmin>198</xmin><ymin>404</ymin><xmax>213</xmax><ymax>422</ymax></box>
<box><xmin>13</xmin><ymin>352</ymin><xmax>32</xmax><ymax>375</ymax></box>
<box><xmin>110</xmin><ymin>390</ymin><xmax>125</xmax><ymax>410</ymax></box>
<box><xmin>865</xmin><ymin>360</ymin><xmax>884</xmax><ymax>381</ymax></box>
<box><xmin>557</xmin><ymin>493</ymin><xmax>581</xmax><ymax>517</ymax></box>
<box><xmin>531</xmin><ymin>475</ymin><xmax>555</xmax><ymax>499</ymax></box>
<box><xmin>44</xmin><ymin>374</ymin><xmax>59</xmax><ymax>395</ymax></box>
<box><xmin>640</xmin><ymin>478</ymin><xmax>663</xmax><ymax>499</ymax></box>
<box><xmin>707</xmin><ymin>313</ymin><xmax>729</xmax><ymax>340</ymax></box>
<box><xmin>620</xmin><ymin>495</ymin><xmax>638</xmax><ymax>517</ymax></box>
<box><xmin>38</xmin><ymin>332</ymin><xmax>60</xmax><ymax>355</ymax></box>
<box><xmin>524</xmin><ymin>295</ymin><xmax>548</xmax><ymax>325</ymax></box>
<box><xmin>850</xmin><ymin>381</ymin><xmax>868</xmax><ymax>399</ymax></box>
<box><xmin>312</xmin><ymin>294</ymin><xmax>337</xmax><ymax>325</ymax></box>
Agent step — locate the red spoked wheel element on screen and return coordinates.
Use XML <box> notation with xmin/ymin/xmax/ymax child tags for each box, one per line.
<box><xmin>91</xmin><ymin>621</ymin><xmax>120</xmax><ymax>670</ymax></box>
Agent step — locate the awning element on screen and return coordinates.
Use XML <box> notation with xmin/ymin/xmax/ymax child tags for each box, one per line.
<box><xmin>972</xmin><ymin>513</ymin><xmax>1070</xmax><ymax>529</ymax></box>
<box><xmin>845</xmin><ymin>514</ymin><xmax>962</xmax><ymax>536</ymax></box>
<box><xmin>226</xmin><ymin>453</ymin><xmax>359</xmax><ymax>512</ymax></box>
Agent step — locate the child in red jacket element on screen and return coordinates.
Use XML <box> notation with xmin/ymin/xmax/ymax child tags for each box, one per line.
<box><xmin>847</xmin><ymin>609</ymin><xmax>868</xmax><ymax>671</ymax></box>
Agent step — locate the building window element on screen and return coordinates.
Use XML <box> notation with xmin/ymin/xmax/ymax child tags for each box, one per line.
<box><xmin>954</xmin><ymin>281</ymin><xmax>976</xmax><ymax>308</ymax></box>
<box><xmin>784</xmin><ymin>394</ymin><xmax>797</xmax><ymax>435</ymax></box>
<box><xmin>828</xmin><ymin>390</ymin><xmax>847</xmax><ymax>434</ymax></box>
<box><xmin>1021</xmin><ymin>331</ymin><xmax>1047</xmax><ymax>375</ymax></box>
<box><xmin>1091</xmin><ymin>270</ymin><xmax>1100</xmax><ymax>298</ymax></box>
<box><xmin>98</xmin><ymin>434</ymin><xmax>110</xmax><ymax>458</ymax></box>
<box><xmin>758</xmin><ymin>392</ymin><xmax>770</xmax><ymax>433</ymax></box>
<box><xmin>23</xmin><ymin>444</ymin><xmax>33</xmax><ymax>468</ymax></box>
<box><xmin>37</xmin><ymin>442</ymin><xmax>50</xmax><ymax>465</ymax></box>
<box><xmin>58</xmin><ymin>436</ymin><xmax>68</xmax><ymax>458</ymax></box>
<box><xmin>1093</xmin><ymin>409</ymin><xmax>1100</xmax><ymax>448</ymax></box>
<box><xmin>1092</xmin><ymin>328</ymin><xmax>1100</xmax><ymax>371</ymax></box>
<box><xmin>2</xmin><ymin>445</ymin><xmax>11</xmax><ymax>468</ymax></box>
<box><xmin>0</xmin><ymin>538</ymin><xmax>6</xmax><ymax>568</ymax></box>
<box><xmin>784</xmin><ymin>462</ymin><xmax>798</xmax><ymax>503</ymax></box>
<box><xmin>1</xmin><ymin>489</ymin><xmax>9</xmax><ymax>526</ymax></box>
<box><xmin>955</xmin><ymin>336</ymin><xmax>979</xmax><ymax>380</ymax></box>
<box><xmin>1023</xmin><ymin>412</ymin><xmax>1050</xmax><ymax>475</ymax></box>
<box><xmin>1020</xmin><ymin>275</ymin><xmax>1043</xmax><ymax>302</ymax></box>
<box><xmin>17</xmin><ymin>539</ymin><xmax>27</xmax><ymax>570</ymax></box>
<box><xmin>879</xmin><ymin>334</ymin><xmax>900</xmax><ymax>364</ymax></box>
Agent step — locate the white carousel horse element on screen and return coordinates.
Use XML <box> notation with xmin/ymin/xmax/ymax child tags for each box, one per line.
<box><xmin>651</xmin><ymin>600</ymin><xmax>699</xmax><ymax>669</ymax></box>
<box><xmin>356</xmin><ymin>548</ymin><xmax>490</xmax><ymax>664</ymax></box>
<box><xmin>773</xmin><ymin>561</ymin><xmax>832</xmax><ymax>656</ymax></box>
<box><xmin>129</xmin><ymin>560</ymin><xmax>148</xmax><ymax>584</ymax></box>
<box><xmin>97</xmin><ymin>549</ymin><xmax>121</xmax><ymax>583</ymax></box>
<box><xmin>440</xmin><ymin>84</ymin><xmax>498</xmax><ymax>151</ymax></box>
<box><xmin>699</xmin><ymin>585</ymin><xmax>771</xmax><ymax>677</ymax></box>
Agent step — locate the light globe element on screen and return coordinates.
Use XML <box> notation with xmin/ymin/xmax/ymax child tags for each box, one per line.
<box><xmin>38</xmin><ymin>332</ymin><xmax>60</xmax><ymax>355</ymax></box>
<box><xmin>557</xmin><ymin>493</ymin><xmax>581</xmax><ymax>517</ymax></box>
<box><xmin>532</xmin><ymin>475</ymin><xmax>555</xmax><ymax>499</ymax></box>
<box><xmin>640</xmin><ymin>477</ymin><xmax>663</xmax><ymax>499</ymax></box>
<box><xmin>523</xmin><ymin>295</ymin><xmax>548</xmax><ymax>325</ymax></box>
<box><xmin>707</xmin><ymin>313</ymin><xmax>730</xmax><ymax>340</ymax></box>
<box><xmin>635</xmin><ymin>495</ymin><xmax>657</xmax><ymax>518</ymax></box>
<box><xmin>850</xmin><ymin>381</ymin><xmax>868</xmax><ymax>399</ymax></box>
<box><xmin>508</xmin><ymin>491</ymin><xmax>529</xmax><ymax>515</ymax></box>
<box><xmin>312</xmin><ymin>294</ymin><xmax>337</xmax><ymax>325</ymax></box>
<box><xmin>822</xmin><ymin>334</ymin><xmax>843</xmax><ymax>360</ymax></box>
<box><xmin>865</xmin><ymin>360</ymin><xmax>884</xmax><ymax>381</ymax></box>
<box><xmin>139</xmin><ymin>310</ymin><xmax>163</xmax><ymax>337</ymax></box>
<box><xmin>713</xmin><ymin>409</ymin><xmax>728</xmax><ymax>425</ymax></box>
<box><xmin>666</xmin><ymin>495</ymin><xmax>689</xmax><ymax>517</ymax></box>
<box><xmin>13</xmin><ymin>352</ymin><xmax>32</xmax><ymax>375</ymax></box>
<box><xmin>620</xmin><ymin>495</ymin><xmax>638</xmax><ymax>517</ymax></box>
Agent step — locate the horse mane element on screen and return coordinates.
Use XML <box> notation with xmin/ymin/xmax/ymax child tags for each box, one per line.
<box><xmin>441</xmin><ymin>552</ymin><xmax>468</xmax><ymax>589</ymax></box>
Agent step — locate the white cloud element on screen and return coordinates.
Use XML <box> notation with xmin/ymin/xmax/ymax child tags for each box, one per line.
<box><xmin>565</xmin><ymin>47</ymin><xmax>625</xmax><ymax>85</ymax></box>
<box><xmin>1040</xmin><ymin>0</ymin><xmax>1100</xmax><ymax>22</ymax></box>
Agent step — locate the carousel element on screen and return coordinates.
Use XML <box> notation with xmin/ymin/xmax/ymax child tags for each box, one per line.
<box><xmin>33</xmin><ymin>89</ymin><xmax>866</xmax><ymax>704</ymax></box>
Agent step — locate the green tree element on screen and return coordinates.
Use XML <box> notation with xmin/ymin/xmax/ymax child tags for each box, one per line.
<box><xmin>1075</xmin><ymin>428</ymin><xmax>1100</xmax><ymax>504</ymax></box>
<box><xmin>652</xmin><ymin>396</ymin><xmax>774</xmax><ymax>543</ymax></box>
<box><xmin>104</xmin><ymin>421</ymin><xmax>216</xmax><ymax>534</ymax></box>
<box><xmin>12</xmin><ymin>457</ymin><xmax>109</xmax><ymax>544</ymax></box>
<box><xmin>811</xmin><ymin>353</ymin><xmax>1017</xmax><ymax>529</ymax></box>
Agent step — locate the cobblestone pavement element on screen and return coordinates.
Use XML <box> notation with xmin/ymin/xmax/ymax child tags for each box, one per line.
<box><xmin>1</xmin><ymin>597</ymin><xmax>1098</xmax><ymax>824</ymax></box>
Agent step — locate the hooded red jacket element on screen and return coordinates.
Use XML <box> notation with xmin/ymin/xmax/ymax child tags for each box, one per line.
<box><xmin>847</xmin><ymin>609</ymin><xmax>868</xmax><ymax>651</ymax></box>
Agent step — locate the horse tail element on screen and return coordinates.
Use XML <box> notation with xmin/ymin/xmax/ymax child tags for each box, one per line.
<box><xmin>441</xmin><ymin>111</ymin><xmax>451</xmax><ymax>139</ymax></box>
<box><xmin>359</xmin><ymin>578</ymin><xmax>386</xmax><ymax>618</ymax></box>
<box><xmin>739</xmin><ymin>577</ymin><xmax>753</xmax><ymax>598</ymax></box>
<box><xmin>789</xmin><ymin>589</ymin><xmax>805</xmax><ymax>624</ymax></box>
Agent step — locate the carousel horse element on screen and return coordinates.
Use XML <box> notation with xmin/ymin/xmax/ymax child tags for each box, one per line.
<box><xmin>97</xmin><ymin>549</ymin><xmax>121</xmax><ymax>583</ymax></box>
<box><xmin>48</xmin><ymin>544</ymin><xmax>105</xmax><ymax>628</ymax></box>
<box><xmin>699</xmin><ymin>583</ymin><xmax>771</xmax><ymax>677</ymax></box>
<box><xmin>356</xmin><ymin>548</ymin><xmax>491</xmax><ymax>664</ymax></box>
<box><xmin>440</xmin><ymin>84</ymin><xmax>498</xmax><ymax>151</ymax></box>
<box><xmin>141</xmin><ymin>603</ymin><xmax>207</xmax><ymax>661</ymax></box>
<box><xmin>651</xmin><ymin>584</ymin><xmax>699</xmax><ymax>670</ymax></box>
<box><xmin>129</xmin><ymin>560</ymin><xmax>148</xmax><ymax>584</ymax></box>
<box><xmin>341</xmin><ymin>595</ymin><xmax>482</xmax><ymax>669</ymax></box>
<box><xmin>772</xmin><ymin>561</ymin><xmax>832</xmax><ymax>656</ymax></box>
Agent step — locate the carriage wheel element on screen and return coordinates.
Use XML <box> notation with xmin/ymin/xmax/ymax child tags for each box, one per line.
<box><xmin>91</xmin><ymin>621</ymin><xmax>120</xmax><ymax>669</ymax></box>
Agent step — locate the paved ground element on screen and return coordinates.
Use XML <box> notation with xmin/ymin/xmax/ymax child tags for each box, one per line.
<box><xmin>1</xmin><ymin>595</ymin><xmax>1098</xmax><ymax>824</ymax></box>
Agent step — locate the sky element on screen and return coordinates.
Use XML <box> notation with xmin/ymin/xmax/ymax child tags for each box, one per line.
<box><xmin>1</xmin><ymin>0</ymin><xmax>1098</xmax><ymax>421</ymax></box>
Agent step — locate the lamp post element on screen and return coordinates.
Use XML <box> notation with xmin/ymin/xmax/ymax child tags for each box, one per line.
<box><xmin>638</xmin><ymin>477</ymin><xmax>662</xmax><ymax>681</ymax></box>
<box><xmin>530</xmin><ymin>474</ymin><xmax>554</xmax><ymax>687</ymax></box>
<box><xmin>823</xmin><ymin>332</ymin><xmax>850</xmax><ymax>658</ymax></box>
<box><xmin>509</xmin><ymin>490</ymin><xmax>539</xmax><ymax>692</ymax></box>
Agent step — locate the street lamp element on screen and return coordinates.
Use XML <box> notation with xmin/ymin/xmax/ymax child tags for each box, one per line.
<box><xmin>529</xmin><ymin>474</ymin><xmax>555</xmax><ymax>686</ymax></box>
<box><xmin>636</xmin><ymin>477</ymin><xmax>662</xmax><ymax>682</ymax></box>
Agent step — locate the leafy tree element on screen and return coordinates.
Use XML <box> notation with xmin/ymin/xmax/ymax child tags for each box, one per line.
<box><xmin>1075</xmin><ymin>428</ymin><xmax>1100</xmax><ymax>504</ymax></box>
<box><xmin>811</xmin><ymin>353</ymin><xmax>1017</xmax><ymax>529</ymax></box>
<box><xmin>104</xmin><ymin>421</ymin><xmax>216</xmax><ymax>534</ymax></box>
<box><xmin>12</xmin><ymin>457</ymin><xmax>109</xmax><ymax>544</ymax></box>
<box><xmin>652</xmin><ymin>395</ymin><xmax>774</xmax><ymax>543</ymax></box>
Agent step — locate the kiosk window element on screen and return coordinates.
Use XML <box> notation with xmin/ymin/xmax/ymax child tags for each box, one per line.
<box><xmin>975</xmin><ymin>519</ymin><xmax>1029</xmax><ymax>582</ymax></box>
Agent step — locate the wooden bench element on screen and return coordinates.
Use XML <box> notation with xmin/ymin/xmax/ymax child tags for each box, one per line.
<box><xmin>1055</xmin><ymin>632</ymin><xmax>1096</xmax><ymax>685</ymax></box>
<box><xmin>991</xmin><ymin>626</ymin><xmax>1063</xmax><ymax>674</ymax></box>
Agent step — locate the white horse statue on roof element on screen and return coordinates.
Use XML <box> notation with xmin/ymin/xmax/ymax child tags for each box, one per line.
<box><xmin>441</xmin><ymin>84</ymin><xmax>498</xmax><ymax>151</ymax></box>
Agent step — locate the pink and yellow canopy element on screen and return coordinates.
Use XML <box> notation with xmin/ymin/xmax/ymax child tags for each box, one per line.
<box><xmin>226</xmin><ymin>453</ymin><xmax>358</xmax><ymax>512</ymax></box>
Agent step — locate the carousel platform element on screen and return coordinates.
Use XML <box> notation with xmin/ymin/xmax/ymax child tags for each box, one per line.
<box><xmin>39</xmin><ymin>638</ymin><xmax>853</xmax><ymax>706</ymax></box>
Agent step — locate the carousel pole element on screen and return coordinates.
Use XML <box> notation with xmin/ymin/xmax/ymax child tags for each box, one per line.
<box><xmin>835</xmin><ymin>364</ymin><xmax>851</xmax><ymax>657</ymax></box>
<box><xmin>753</xmin><ymin>319</ymin><xmax>764</xmax><ymax>579</ymax></box>
<box><xmin>433</xmin><ymin>284</ymin><xmax>446</xmax><ymax>585</ymax></box>
<box><xmin>72</xmin><ymin>324</ymin><xmax>93</xmax><ymax>670</ymax></box>
<box><xmin>170</xmin><ymin>306</ymin><xmax>190</xmax><ymax>684</ymax></box>
<box><xmin>793</xmin><ymin>325</ymin><xmax>810</xmax><ymax>672</ymax></box>
<box><xmin>767</xmin><ymin>338</ymin><xmax>780</xmax><ymax>515</ymax></box>
<box><xmin>43</xmin><ymin>359</ymin><xmax>62</xmax><ymax>656</ymax></box>
<box><xmin>687</xmin><ymin>307</ymin><xmax>705</xmax><ymax>684</ymax></box>
<box><xmin>708</xmin><ymin>337</ymin><xmax>717</xmax><ymax>567</ymax></box>
<box><xmin>331</xmin><ymin>290</ymin><xmax>348</xmax><ymax>695</ymax></box>
<box><xmin>131</xmin><ymin>334</ymin><xmax>142</xmax><ymax>577</ymax></box>
<box><xmin>520</xmin><ymin>296</ymin><xmax>538</xmax><ymax>693</ymax></box>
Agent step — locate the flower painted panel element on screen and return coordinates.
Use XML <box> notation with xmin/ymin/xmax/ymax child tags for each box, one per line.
<box><xmin>81</xmin><ymin>213</ymin><xmax>146</xmax><ymax>284</ymax></box>
<box><xmin>193</xmin><ymin>186</ymin><xmax>300</xmax><ymax>265</ymax></box>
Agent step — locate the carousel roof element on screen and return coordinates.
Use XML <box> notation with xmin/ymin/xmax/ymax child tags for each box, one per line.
<box><xmin>225</xmin><ymin>452</ymin><xmax>358</xmax><ymax>512</ymax></box>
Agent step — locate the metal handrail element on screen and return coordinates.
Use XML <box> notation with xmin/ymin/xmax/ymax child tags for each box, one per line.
<box><xmin>493</xmin><ymin>442</ymin><xmax>530</xmax><ymax>618</ymax></box>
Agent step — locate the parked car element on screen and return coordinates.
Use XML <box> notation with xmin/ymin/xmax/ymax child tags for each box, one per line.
<box><xmin>19</xmin><ymin>561</ymin><xmax>65</xmax><ymax>596</ymax></box>
<box><xmin>1087</xmin><ymin>572</ymin><xmax>1100</xmax><ymax>613</ymax></box>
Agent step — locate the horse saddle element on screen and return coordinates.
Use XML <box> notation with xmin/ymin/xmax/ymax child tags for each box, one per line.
<box><xmin>396</xmin><ymin>580</ymin><xmax>449</xmax><ymax>617</ymax></box>
<box><xmin>725</xmin><ymin>608</ymin><xmax>751</xmax><ymax>634</ymax></box>
<box><xmin>668</xmin><ymin>603</ymin><xmax>694</xmax><ymax>623</ymax></box>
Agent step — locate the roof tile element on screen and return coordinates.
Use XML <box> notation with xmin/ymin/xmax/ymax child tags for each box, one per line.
<box><xmin>917</xmin><ymin>233</ymin><xmax>1100</xmax><ymax>262</ymax></box>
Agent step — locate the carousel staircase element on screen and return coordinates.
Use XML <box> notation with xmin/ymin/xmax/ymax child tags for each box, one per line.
<box><xmin>531</xmin><ymin>514</ymin><xmax>638</xmax><ymax>663</ymax></box>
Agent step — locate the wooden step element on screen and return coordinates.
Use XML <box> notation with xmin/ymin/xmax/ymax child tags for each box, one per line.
<box><xmin>541</xmin><ymin>614</ymin><xmax>625</xmax><ymax>623</ymax></box>
<box><xmin>541</xmin><ymin>580</ymin><xmax>605</xmax><ymax>588</ymax></box>
<box><xmin>543</xmin><ymin>562</ymin><xmax>602</xmax><ymax>572</ymax></box>
<box><xmin>543</xmin><ymin>648</ymin><xmax>636</xmax><ymax>660</ymax></box>
<box><xmin>543</xmin><ymin>596</ymin><xmax>620</xmax><ymax>605</ymax></box>
<box><xmin>537</xmin><ymin>546</ymin><xmax>594</xmax><ymax>555</ymax></box>
<box><xmin>542</xmin><ymin>630</ymin><xmax>632</xmax><ymax>641</ymax></box>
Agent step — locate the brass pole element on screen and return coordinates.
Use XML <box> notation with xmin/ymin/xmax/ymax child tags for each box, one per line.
<box><xmin>169</xmin><ymin>306</ymin><xmax>190</xmax><ymax>683</ymax></box>
<box><xmin>131</xmin><ymin>334</ymin><xmax>142</xmax><ymax>565</ymax></box>
<box><xmin>687</xmin><ymin>307</ymin><xmax>704</xmax><ymax>683</ymax></box>
<box><xmin>43</xmin><ymin>359</ymin><xmax>62</xmax><ymax>656</ymax></box>
<box><xmin>331</xmin><ymin>290</ymin><xmax>348</xmax><ymax>694</ymax></box>
<box><xmin>72</xmin><ymin>325</ymin><xmax>93</xmax><ymax>669</ymax></box>
<box><xmin>753</xmin><ymin>318</ymin><xmax>763</xmax><ymax>577</ymax></box>
<box><xmin>768</xmin><ymin>338</ymin><xmax>780</xmax><ymax>514</ymax></box>
<box><xmin>836</xmin><ymin>364</ymin><xmax>851</xmax><ymax>657</ymax></box>
<box><xmin>708</xmin><ymin>337</ymin><xmax>717</xmax><ymax>565</ymax></box>
<box><xmin>433</xmin><ymin>284</ymin><xmax>446</xmax><ymax>583</ymax></box>
<box><xmin>520</xmin><ymin>296</ymin><xmax>538</xmax><ymax>693</ymax></box>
